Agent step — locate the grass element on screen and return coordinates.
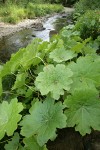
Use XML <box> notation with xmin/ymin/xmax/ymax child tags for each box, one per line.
<box><xmin>0</xmin><ymin>3</ymin><xmax>63</xmax><ymax>24</ymax></box>
<box><xmin>0</xmin><ymin>4</ymin><xmax>26</xmax><ymax>24</ymax></box>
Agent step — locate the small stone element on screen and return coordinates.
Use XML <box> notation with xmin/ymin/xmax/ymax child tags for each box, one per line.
<box><xmin>32</xmin><ymin>34</ymin><xmax>36</xmax><ymax>37</ymax></box>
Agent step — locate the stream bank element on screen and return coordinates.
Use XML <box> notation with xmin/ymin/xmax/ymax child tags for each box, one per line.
<box><xmin>0</xmin><ymin>7</ymin><xmax>74</xmax><ymax>63</ymax></box>
<box><xmin>0</xmin><ymin>7</ymin><xmax>74</xmax><ymax>39</ymax></box>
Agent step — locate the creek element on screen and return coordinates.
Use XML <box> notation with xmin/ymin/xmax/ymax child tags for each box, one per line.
<box><xmin>0</xmin><ymin>12</ymin><xmax>73</xmax><ymax>63</ymax></box>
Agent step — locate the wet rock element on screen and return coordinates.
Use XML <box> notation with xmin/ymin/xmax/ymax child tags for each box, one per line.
<box><xmin>32</xmin><ymin>34</ymin><xmax>36</xmax><ymax>37</ymax></box>
<box><xmin>62</xmin><ymin>14</ymin><xmax>67</xmax><ymax>18</ymax></box>
<box><xmin>32</xmin><ymin>23</ymin><xmax>45</xmax><ymax>31</ymax></box>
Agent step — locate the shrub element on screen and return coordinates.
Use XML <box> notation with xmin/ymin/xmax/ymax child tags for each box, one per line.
<box><xmin>26</xmin><ymin>3</ymin><xmax>63</xmax><ymax>17</ymax></box>
<box><xmin>74</xmin><ymin>0</ymin><xmax>100</xmax><ymax>17</ymax></box>
<box><xmin>0</xmin><ymin>3</ymin><xmax>63</xmax><ymax>23</ymax></box>
<box><xmin>2</xmin><ymin>14</ymin><xmax>19</xmax><ymax>24</ymax></box>
<box><xmin>15</xmin><ymin>8</ymin><xmax>26</xmax><ymax>19</ymax></box>
<box><xmin>0</xmin><ymin>4</ymin><xmax>26</xmax><ymax>23</ymax></box>
<box><xmin>74</xmin><ymin>10</ymin><xmax>100</xmax><ymax>40</ymax></box>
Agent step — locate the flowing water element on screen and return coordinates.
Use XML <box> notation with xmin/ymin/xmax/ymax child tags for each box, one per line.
<box><xmin>0</xmin><ymin>13</ymin><xmax>73</xmax><ymax>63</ymax></box>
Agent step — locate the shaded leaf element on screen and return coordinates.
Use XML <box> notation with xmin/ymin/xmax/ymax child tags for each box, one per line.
<box><xmin>68</xmin><ymin>56</ymin><xmax>100</xmax><ymax>91</ymax></box>
<box><xmin>12</xmin><ymin>73</ymin><xmax>27</xmax><ymax>90</ymax></box>
<box><xmin>23</xmin><ymin>136</ymin><xmax>47</xmax><ymax>150</ymax></box>
<box><xmin>4</xmin><ymin>133</ymin><xmax>20</xmax><ymax>150</ymax></box>
<box><xmin>20</xmin><ymin>97</ymin><xmax>67</xmax><ymax>146</ymax></box>
<box><xmin>64</xmin><ymin>88</ymin><xmax>100</xmax><ymax>135</ymax></box>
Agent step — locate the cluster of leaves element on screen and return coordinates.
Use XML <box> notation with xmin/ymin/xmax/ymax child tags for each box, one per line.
<box><xmin>0</xmin><ymin>24</ymin><xmax>100</xmax><ymax>149</ymax></box>
<box><xmin>73</xmin><ymin>0</ymin><xmax>100</xmax><ymax>42</ymax></box>
<box><xmin>74</xmin><ymin>0</ymin><xmax>100</xmax><ymax>17</ymax></box>
<box><xmin>26</xmin><ymin>3</ymin><xmax>63</xmax><ymax>18</ymax></box>
<box><xmin>74</xmin><ymin>10</ymin><xmax>100</xmax><ymax>40</ymax></box>
<box><xmin>0</xmin><ymin>3</ymin><xmax>63</xmax><ymax>24</ymax></box>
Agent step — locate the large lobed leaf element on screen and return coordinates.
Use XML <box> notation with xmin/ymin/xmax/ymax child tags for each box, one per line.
<box><xmin>0</xmin><ymin>98</ymin><xmax>23</xmax><ymax>140</ymax></box>
<box><xmin>49</xmin><ymin>46</ymin><xmax>77</xmax><ymax>63</ymax></box>
<box><xmin>68</xmin><ymin>56</ymin><xmax>100</xmax><ymax>91</ymax></box>
<box><xmin>20</xmin><ymin>97</ymin><xmax>67</xmax><ymax>146</ymax></box>
<box><xmin>35</xmin><ymin>64</ymin><xmax>73</xmax><ymax>99</ymax></box>
<box><xmin>64</xmin><ymin>88</ymin><xmax>100</xmax><ymax>135</ymax></box>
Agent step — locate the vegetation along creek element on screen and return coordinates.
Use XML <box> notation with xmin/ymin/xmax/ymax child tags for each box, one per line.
<box><xmin>0</xmin><ymin>0</ymin><xmax>100</xmax><ymax>149</ymax></box>
<box><xmin>0</xmin><ymin>11</ymin><xmax>73</xmax><ymax>63</ymax></box>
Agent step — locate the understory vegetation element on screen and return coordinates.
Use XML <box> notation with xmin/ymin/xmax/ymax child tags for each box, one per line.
<box><xmin>0</xmin><ymin>3</ymin><xmax>63</xmax><ymax>24</ymax></box>
<box><xmin>0</xmin><ymin>0</ymin><xmax>100</xmax><ymax>149</ymax></box>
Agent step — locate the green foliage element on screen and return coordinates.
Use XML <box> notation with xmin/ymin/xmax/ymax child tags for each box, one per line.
<box><xmin>74</xmin><ymin>0</ymin><xmax>100</xmax><ymax>17</ymax></box>
<box><xmin>0</xmin><ymin>3</ymin><xmax>63</xmax><ymax>24</ymax></box>
<box><xmin>12</xmin><ymin>72</ymin><xmax>28</xmax><ymax>90</ymax></box>
<box><xmin>35</xmin><ymin>64</ymin><xmax>73</xmax><ymax>99</ymax></box>
<box><xmin>4</xmin><ymin>133</ymin><xmax>20</xmax><ymax>150</ymax></box>
<box><xmin>26</xmin><ymin>3</ymin><xmax>63</xmax><ymax>17</ymax></box>
<box><xmin>68</xmin><ymin>56</ymin><xmax>100</xmax><ymax>91</ymax></box>
<box><xmin>49</xmin><ymin>39</ymin><xmax>77</xmax><ymax>62</ymax></box>
<box><xmin>20</xmin><ymin>97</ymin><xmax>67</xmax><ymax>146</ymax></box>
<box><xmin>64</xmin><ymin>88</ymin><xmax>100</xmax><ymax>135</ymax></box>
<box><xmin>23</xmin><ymin>136</ymin><xmax>47</xmax><ymax>150</ymax></box>
<box><xmin>0</xmin><ymin>5</ymin><xmax>26</xmax><ymax>24</ymax></box>
<box><xmin>0</xmin><ymin>98</ymin><xmax>23</xmax><ymax>140</ymax></box>
<box><xmin>75</xmin><ymin>10</ymin><xmax>100</xmax><ymax>39</ymax></box>
<box><xmin>0</xmin><ymin>23</ymin><xmax>100</xmax><ymax>149</ymax></box>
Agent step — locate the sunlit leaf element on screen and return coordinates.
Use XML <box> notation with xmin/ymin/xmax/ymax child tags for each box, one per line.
<box><xmin>0</xmin><ymin>98</ymin><xmax>23</xmax><ymax>140</ymax></box>
<box><xmin>35</xmin><ymin>64</ymin><xmax>73</xmax><ymax>99</ymax></box>
<box><xmin>49</xmin><ymin>47</ymin><xmax>77</xmax><ymax>63</ymax></box>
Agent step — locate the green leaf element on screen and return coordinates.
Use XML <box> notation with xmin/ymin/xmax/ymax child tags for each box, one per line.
<box><xmin>18</xmin><ymin>144</ymin><xmax>25</xmax><ymax>150</ymax></box>
<box><xmin>20</xmin><ymin>39</ymin><xmax>45</xmax><ymax>69</ymax></box>
<box><xmin>23</xmin><ymin>136</ymin><xmax>47</xmax><ymax>150</ymax></box>
<box><xmin>49</xmin><ymin>47</ymin><xmax>77</xmax><ymax>63</ymax></box>
<box><xmin>71</xmin><ymin>38</ymin><xmax>91</xmax><ymax>53</ymax></box>
<box><xmin>12</xmin><ymin>73</ymin><xmax>27</xmax><ymax>90</ymax></box>
<box><xmin>4</xmin><ymin>133</ymin><xmax>20</xmax><ymax>150</ymax></box>
<box><xmin>0</xmin><ymin>38</ymin><xmax>46</xmax><ymax>78</ymax></box>
<box><xmin>91</xmin><ymin>20</ymin><xmax>95</xmax><ymax>26</ymax></box>
<box><xmin>20</xmin><ymin>97</ymin><xmax>67</xmax><ymax>146</ymax></box>
<box><xmin>25</xmin><ymin>87</ymin><xmax>34</xmax><ymax>98</ymax></box>
<box><xmin>61</xmin><ymin>30</ymin><xmax>72</xmax><ymax>38</ymax></box>
<box><xmin>0</xmin><ymin>48</ymin><xmax>25</xmax><ymax>77</ymax></box>
<box><xmin>68</xmin><ymin>56</ymin><xmax>100</xmax><ymax>91</ymax></box>
<box><xmin>0</xmin><ymin>98</ymin><xmax>23</xmax><ymax>140</ymax></box>
<box><xmin>64</xmin><ymin>89</ymin><xmax>100</xmax><ymax>135</ymax></box>
<box><xmin>35</xmin><ymin>64</ymin><xmax>73</xmax><ymax>99</ymax></box>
